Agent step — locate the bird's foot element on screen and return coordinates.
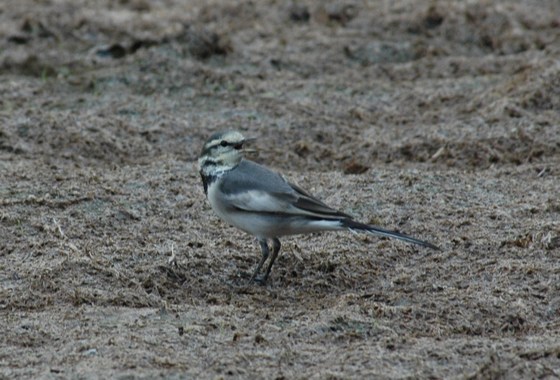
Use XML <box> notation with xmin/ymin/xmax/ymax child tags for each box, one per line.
<box><xmin>248</xmin><ymin>273</ymin><xmax>270</xmax><ymax>286</ymax></box>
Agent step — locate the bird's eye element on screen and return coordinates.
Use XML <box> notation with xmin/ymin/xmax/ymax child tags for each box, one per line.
<box><xmin>220</xmin><ymin>140</ymin><xmax>228</xmax><ymax>147</ymax></box>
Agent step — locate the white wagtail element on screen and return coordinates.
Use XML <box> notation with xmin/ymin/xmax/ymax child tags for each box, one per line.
<box><xmin>198</xmin><ymin>131</ymin><xmax>439</xmax><ymax>284</ymax></box>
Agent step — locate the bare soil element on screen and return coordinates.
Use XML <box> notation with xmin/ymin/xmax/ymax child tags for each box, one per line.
<box><xmin>1</xmin><ymin>0</ymin><xmax>560</xmax><ymax>378</ymax></box>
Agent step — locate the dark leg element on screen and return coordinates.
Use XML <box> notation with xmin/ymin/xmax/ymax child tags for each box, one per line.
<box><xmin>261</xmin><ymin>238</ymin><xmax>281</xmax><ymax>284</ymax></box>
<box><xmin>250</xmin><ymin>238</ymin><xmax>269</xmax><ymax>283</ymax></box>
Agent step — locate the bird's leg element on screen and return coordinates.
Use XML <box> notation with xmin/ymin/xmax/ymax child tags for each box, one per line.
<box><xmin>261</xmin><ymin>238</ymin><xmax>281</xmax><ymax>284</ymax></box>
<box><xmin>250</xmin><ymin>238</ymin><xmax>269</xmax><ymax>283</ymax></box>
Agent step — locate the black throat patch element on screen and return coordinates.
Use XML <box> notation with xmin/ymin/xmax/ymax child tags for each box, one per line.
<box><xmin>200</xmin><ymin>172</ymin><xmax>218</xmax><ymax>195</ymax></box>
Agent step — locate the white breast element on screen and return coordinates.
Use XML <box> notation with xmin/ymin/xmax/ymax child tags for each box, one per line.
<box><xmin>207</xmin><ymin>180</ymin><xmax>261</xmax><ymax>234</ymax></box>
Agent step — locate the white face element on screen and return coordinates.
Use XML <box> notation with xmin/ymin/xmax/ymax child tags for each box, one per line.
<box><xmin>198</xmin><ymin>131</ymin><xmax>248</xmax><ymax>175</ymax></box>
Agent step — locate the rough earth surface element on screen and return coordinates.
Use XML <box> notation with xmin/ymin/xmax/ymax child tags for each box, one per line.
<box><xmin>1</xmin><ymin>0</ymin><xmax>560</xmax><ymax>378</ymax></box>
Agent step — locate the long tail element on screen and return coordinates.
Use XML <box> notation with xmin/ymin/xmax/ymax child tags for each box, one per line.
<box><xmin>342</xmin><ymin>219</ymin><xmax>439</xmax><ymax>250</ymax></box>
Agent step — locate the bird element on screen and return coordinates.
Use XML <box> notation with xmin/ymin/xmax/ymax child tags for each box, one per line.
<box><xmin>198</xmin><ymin>130</ymin><xmax>439</xmax><ymax>284</ymax></box>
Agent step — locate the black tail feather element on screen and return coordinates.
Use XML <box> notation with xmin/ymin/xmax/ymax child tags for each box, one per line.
<box><xmin>342</xmin><ymin>219</ymin><xmax>440</xmax><ymax>250</ymax></box>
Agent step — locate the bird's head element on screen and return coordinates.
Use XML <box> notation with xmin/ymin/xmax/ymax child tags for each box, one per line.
<box><xmin>198</xmin><ymin>130</ymin><xmax>255</xmax><ymax>176</ymax></box>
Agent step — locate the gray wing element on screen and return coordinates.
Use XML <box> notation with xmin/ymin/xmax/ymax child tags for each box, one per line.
<box><xmin>219</xmin><ymin>160</ymin><xmax>350</xmax><ymax>218</ymax></box>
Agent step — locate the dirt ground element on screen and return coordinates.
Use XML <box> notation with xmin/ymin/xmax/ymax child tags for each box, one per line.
<box><xmin>1</xmin><ymin>0</ymin><xmax>560</xmax><ymax>378</ymax></box>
